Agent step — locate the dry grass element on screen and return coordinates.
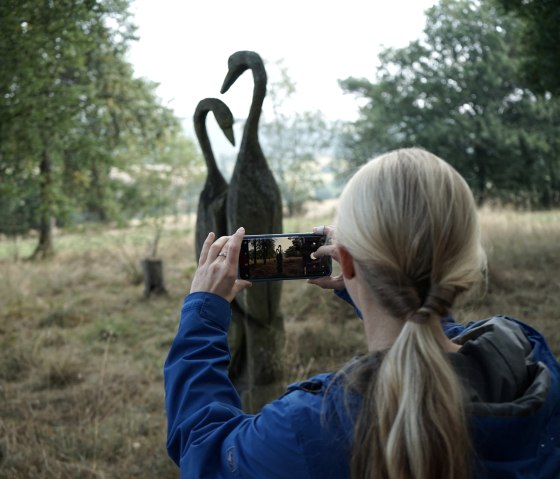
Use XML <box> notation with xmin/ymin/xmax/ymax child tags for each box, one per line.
<box><xmin>0</xmin><ymin>207</ymin><xmax>559</xmax><ymax>478</ymax></box>
<box><xmin>470</xmin><ymin>208</ymin><xmax>560</xmax><ymax>346</ymax></box>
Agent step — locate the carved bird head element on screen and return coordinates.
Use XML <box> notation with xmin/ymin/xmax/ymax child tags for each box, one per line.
<box><xmin>221</xmin><ymin>50</ymin><xmax>266</xmax><ymax>95</ymax></box>
<box><xmin>194</xmin><ymin>98</ymin><xmax>235</xmax><ymax>146</ymax></box>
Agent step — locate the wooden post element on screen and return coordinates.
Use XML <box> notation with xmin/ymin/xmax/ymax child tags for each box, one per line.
<box><xmin>141</xmin><ymin>258</ymin><xmax>167</xmax><ymax>297</ymax></box>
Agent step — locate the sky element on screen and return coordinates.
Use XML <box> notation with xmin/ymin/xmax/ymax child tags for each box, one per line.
<box><xmin>127</xmin><ymin>0</ymin><xmax>437</xmax><ymax>154</ymax></box>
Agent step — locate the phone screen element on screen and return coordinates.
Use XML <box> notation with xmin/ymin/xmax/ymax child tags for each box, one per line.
<box><xmin>239</xmin><ymin>233</ymin><xmax>332</xmax><ymax>281</ymax></box>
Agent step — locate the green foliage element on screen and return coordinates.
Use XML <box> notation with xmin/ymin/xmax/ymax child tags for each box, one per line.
<box><xmin>261</xmin><ymin>61</ymin><xmax>335</xmax><ymax>216</ymax></box>
<box><xmin>249</xmin><ymin>238</ymin><xmax>276</xmax><ymax>262</ymax></box>
<box><xmin>0</xmin><ymin>0</ymin><xmax>202</xmax><ymax>257</ymax></box>
<box><xmin>495</xmin><ymin>0</ymin><xmax>560</xmax><ymax>95</ymax></box>
<box><xmin>339</xmin><ymin>0</ymin><xmax>560</xmax><ymax>207</ymax></box>
<box><xmin>0</xmin><ymin>168</ymin><xmax>41</xmax><ymax>235</ymax></box>
<box><xmin>113</xmin><ymin>124</ymin><xmax>204</xmax><ymax>257</ymax></box>
<box><xmin>1</xmin><ymin>1</ymin><xmax>95</xmax><ymax>248</ymax></box>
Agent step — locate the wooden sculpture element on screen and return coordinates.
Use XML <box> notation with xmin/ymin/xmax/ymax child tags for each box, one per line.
<box><xmin>193</xmin><ymin>98</ymin><xmax>235</xmax><ymax>260</ymax></box>
<box><xmin>221</xmin><ymin>51</ymin><xmax>284</xmax><ymax>411</ymax></box>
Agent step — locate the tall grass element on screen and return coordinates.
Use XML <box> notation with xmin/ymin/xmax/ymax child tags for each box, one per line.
<box><xmin>0</xmin><ymin>206</ymin><xmax>558</xmax><ymax>478</ymax></box>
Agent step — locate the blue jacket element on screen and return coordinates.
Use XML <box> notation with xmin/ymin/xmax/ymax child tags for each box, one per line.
<box><xmin>164</xmin><ymin>292</ymin><xmax>560</xmax><ymax>478</ymax></box>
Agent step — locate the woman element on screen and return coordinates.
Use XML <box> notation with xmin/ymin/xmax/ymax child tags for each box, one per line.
<box><xmin>164</xmin><ymin>148</ymin><xmax>560</xmax><ymax>478</ymax></box>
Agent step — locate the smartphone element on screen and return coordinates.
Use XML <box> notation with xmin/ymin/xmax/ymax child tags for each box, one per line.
<box><xmin>239</xmin><ymin>233</ymin><xmax>332</xmax><ymax>282</ymax></box>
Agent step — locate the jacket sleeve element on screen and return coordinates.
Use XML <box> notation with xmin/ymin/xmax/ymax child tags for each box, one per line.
<box><xmin>164</xmin><ymin>292</ymin><xmax>309</xmax><ymax>479</ymax></box>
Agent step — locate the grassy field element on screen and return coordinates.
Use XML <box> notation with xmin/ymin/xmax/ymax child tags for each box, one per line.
<box><xmin>1</xmin><ymin>206</ymin><xmax>559</xmax><ymax>478</ymax></box>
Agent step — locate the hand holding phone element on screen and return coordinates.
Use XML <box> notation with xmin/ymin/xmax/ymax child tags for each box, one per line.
<box><xmin>191</xmin><ymin>228</ymin><xmax>252</xmax><ymax>301</ymax></box>
<box><xmin>238</xmin><ymin>233</ymin><xmax>332</xmax><ymax>282</ymax></box>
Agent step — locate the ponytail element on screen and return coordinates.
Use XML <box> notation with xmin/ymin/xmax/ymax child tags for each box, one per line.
<box><xmin>352</xmin><ymin>321</ymin><xmax>471</xmax><ymax>479</ymax></box>
<box><xmin>348</xmin><ymin>281</ymin><xmax>472</xmax><ymax>479</ymax></box>
<box><xmin>336</xmin><ymin>148</ymin><xmax>485</xmax><ymax>479</ymax></box>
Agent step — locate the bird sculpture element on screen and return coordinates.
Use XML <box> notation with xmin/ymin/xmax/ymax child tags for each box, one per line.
<box><xmin>193</xmin><ymin>98</ymin><xmax>234</xmax><ymax>260</ymax></box>
<box><xmin>221</xmin><ymin>51</ymin><xmax>284</xmax><ymax>411</ymax></box>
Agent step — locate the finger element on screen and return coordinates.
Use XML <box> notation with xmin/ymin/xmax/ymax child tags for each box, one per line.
<box><xmin>310</xmin><ymin>279</ymin><xmax>339</xmax><ymax>290</ymax></box>
<box><xmin>208</xmin><ymin>235</ymin><xmax>230</xmax><ymax>260</ymax></box>
<box><xmin>307</xmin><ymin>274</ymin><xmax>343</xmax><ymax>290</ymax></box>
<box><xmin>313</xmin><ymin>225</ymin><xmax>335</xmax><ymax>236</ymax></box>
<box><xmin>199</xmin><ymin>232</ymin><xmax>215</xmax><ymax>266</ymax></box>
<box><xmin>313</xmin><ymin>225</ymin><xmax>326</xmax><ymax>236</ymax></box>
<box><xmin>225</xmin><ymin>227</ymin><xmax>245</xmax><ymax>268</ymax></box>
<box><xmin>312</xmin><ymin>244</ymin><xmax>336</xmax><ymax>259</ymax></box>
<box><xmin>307</xmin><ymin>276</ymin><xmax>333</xmax><ymax>288</ymax></box>
<box><xmin>232</xmin><ymin>279</ymin><xmax>252</xmax><ymax>296</ymax></box>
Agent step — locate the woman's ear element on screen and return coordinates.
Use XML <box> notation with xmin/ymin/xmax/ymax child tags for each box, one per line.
<box><xmin>338</xmin><ymin>246</ymin><xmax>356</xmax><ymax>279</ymax></box>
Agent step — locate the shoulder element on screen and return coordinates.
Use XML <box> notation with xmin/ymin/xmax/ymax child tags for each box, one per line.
<box><xmin>283</xmin><ymin>371</ymin><xmax>357</xmax><ymax>435</ymax></box>
<box><xmin>450</xmin><ymin>315</ymin><xmax>560</xmax><ymax>416</ymax></box>
<box><xmin>278</xmin><ymin>373</ymin><xmax>338</xmax><ymax>429</ymax></box>
<box><xmin>449</xmin><ymin>316</ymin><xmax>560</xmax><ymax>472</ymax></box>
<box><xmin>284</xmin><ymin>373</ymin><xmax>334</xmax><ymax>395</ymax></box>
<box><xmin>225</xmin><ymin>373</ymin><xmax>351</xmax><ymax>479</ymax></box>
<box><xmin>453</xmin><ymin>316</ymin><xmax>531</xmax><ymax>353</ymax></box>
<box><xmin>274</xmin><ymin>373</ymin><xmax>353</xmax><ymax>477</ymax></box>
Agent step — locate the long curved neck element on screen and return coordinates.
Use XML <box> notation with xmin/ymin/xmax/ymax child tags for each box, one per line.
<box><xmin>243</xmin><ymin>64</ymin><xmax>267</xmax><ymax>147</ymax></box>
<box><xmin>194</xmin><ymin>110</ymin><xmax>222</xmax><ymax>180</ymax></box>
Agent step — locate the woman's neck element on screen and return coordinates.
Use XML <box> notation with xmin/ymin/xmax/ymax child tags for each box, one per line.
<box><xmin>351</xmin><ymin>282</ymin><xmax>461</xmax><ymax>353</ymax></box>
<box><xmin>362</xmin><ymin>308</ymin><xmax>403</xmax><ymax>352</ymax></box>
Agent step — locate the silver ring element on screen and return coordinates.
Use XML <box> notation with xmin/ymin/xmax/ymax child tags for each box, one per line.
<box><xmin>218</xmin><ymin>252</ymin><xmax>227</xmax><ymax>257</ymax></box>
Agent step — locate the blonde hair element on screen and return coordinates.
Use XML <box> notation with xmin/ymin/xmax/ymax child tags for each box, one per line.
<box><xmin>336</xmin><ymin>148</ymin><xmax>485</xmax><ymax>479</ymax></box>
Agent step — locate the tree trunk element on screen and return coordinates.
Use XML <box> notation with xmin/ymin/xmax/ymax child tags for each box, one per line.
<box><xmin>141</xmin><ymin>258</ymin><xmax>167</xmax><ymax>297</ymax></box>
<box><xmin>88</xmin><ymin>163</ymin><xmax>108</xmax><ymax>222</ymax></box>
<box><xmin>30</xmin><ymin>149</ymin><xmax>55</xmax><ymax>260</ymax></box>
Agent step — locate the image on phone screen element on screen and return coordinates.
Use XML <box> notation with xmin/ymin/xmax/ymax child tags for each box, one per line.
<box><xmin>239</xmin><ymin>234</ymin><xmax>331</xmax><ymax>281</ymax></box>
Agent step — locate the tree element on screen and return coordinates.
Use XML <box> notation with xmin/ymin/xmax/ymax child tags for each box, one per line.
<box><xmin>339</xmin><ymin>0</ymin><xmax>560</xmax><ymax>206</ymax></box>
<box><xmin>250</xmin><ymin>238</ymin><xmax>275</xmax><ymax>264</ymax></box>
<box><xmin>260</xmin><ymin>61</ymin><xmax>334</xmax><ymax>216</ymax></box>
<box><xmin>0</xmin><ymin>0</ymin><xmax>126</xmax><ymax>257</ymax></box>
<box><xmin>0</xmin><ymin>0</ymin><xmax>198</xmax><ymax>258</ymax></box>
<box><xmin>495</xmin><ymin>0</ymin><xmax>560</xmax><ymax>95</ymax></box>
<box><xmin>113</xmin><ymin>120</ymin><xmax>204</xmax><ymax>233</ymax></box>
